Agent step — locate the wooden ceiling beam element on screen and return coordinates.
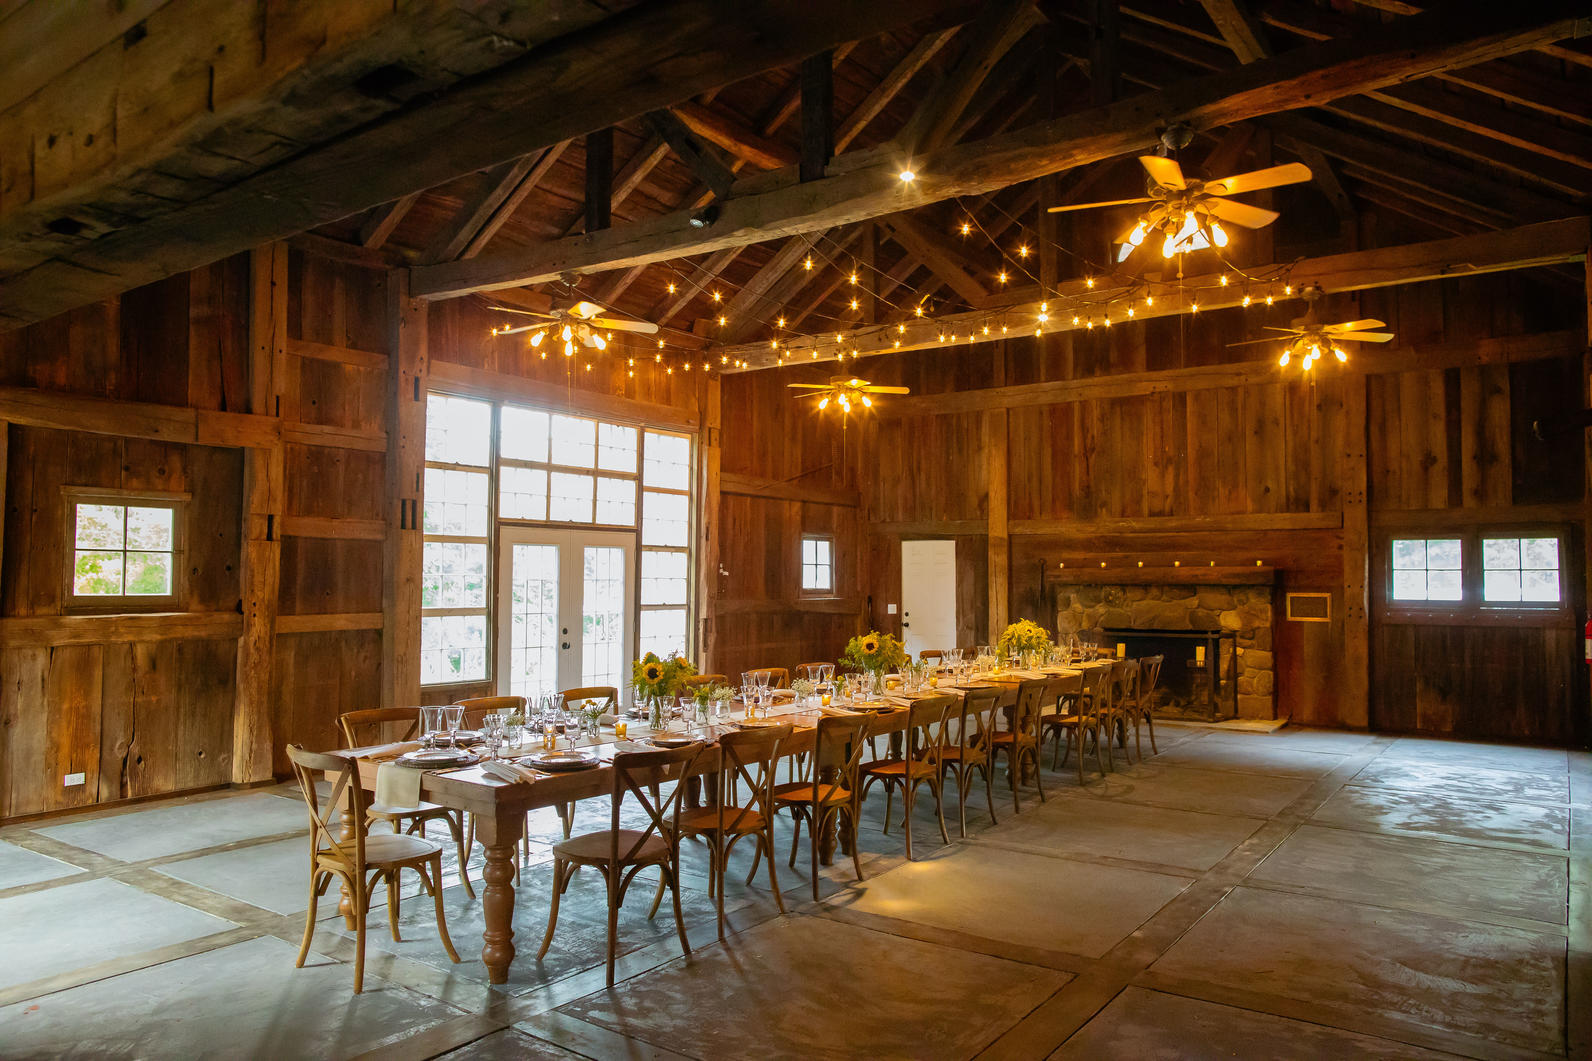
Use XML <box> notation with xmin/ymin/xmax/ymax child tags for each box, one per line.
<box><xmin>645</xmin><ymin>111</ymin><xmax>737</xmax><ymax>201</ymax></box>
<box><xmin>1197</xmin><ymin>0</ymin><xmax>1270</xmax><ymax>63</ymax></box>
<box><xmin>715</xmin><ymin>216</ymin><xmax>1590</xmax><ymax>368</ymax></box>
<box><xmin>1331</xmin><ymin>163</ymin><xmax>1514</xmax><ymax>227</ymax></box>
<box><xmin>1365</xmin><ymin>81</ymin><xmax>1592</xmax><ymax>174</ymax></box>
<box><xmin>670</xmin><ymin>101</ymin><xmax>800</xmax><ymax>171</ymax></box>
<box><xmin>461</xmin><ymin>143</ymin><xmax>569</xmax><ymax>258</ymax></box>
<box><xmin>719</xmin><ymin>237</ymin><xmax>824</xmax><ymax>343</ymax></box>
<box><xmin>800</xmin><ymin>51</ymin><xmax>835</xmax><ymax>183</ymax></box>
<box><xmin>0</xmin><ymin>0</ymin><xmax>966</xmax><ymax>329</ymax></box>
<box><xmin>411</xmin><ymin>0</ymin><xmax>1586</xmax><ymax>303</ymax></box>
<box><xmin>882</xmin><ymin>213</ymin><xmax>991</xmax><ymax>306</ymax></box>
<box><xmin>422</xmin><ymin>155</ymin><xmax>542</xmax><ymax>264</ymax></box>
<box><xmin>899</xmin><ymin>0</ymin><xmax>1044</xmax><ymax>154</ymax></box>
<box><xmin>650</xmin><ymin>247</ymin><xmax>746</xmax><ymax>327</ymax></box>
<box><xmin>357</xmin><ymin>193</ymin><xmax>420</xmax><ymax>250</ymax></box>
<box><xmin>835</xmin><ymin>27</ymin><xmax>962</xmax><ymax>153</ymax></box>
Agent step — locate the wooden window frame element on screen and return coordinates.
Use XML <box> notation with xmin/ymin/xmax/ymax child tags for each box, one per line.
<box><xmin>799</xmin><ymin>533</ymin><xmax>836</xmax><ymax>597</ymax></box>
<box><xmin>62</xmin><ymin>487</ymin><xmax>190</xmax><ymax>614</ymax></box>
<box><xmin>1377</xmin><ymin>523</ymin><xmax>1573</xmax><ymax>626</ymax></box>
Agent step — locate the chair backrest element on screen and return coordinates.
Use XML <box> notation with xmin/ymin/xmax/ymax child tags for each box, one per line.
<box><xmin>286</xmin><ymin>745</ymin><xmax>368</xmax><ymax>869</ymax></box>
<box><xmin>714</xmin><ymin>724</ymin><xmax>793</xmax><ymax>819</ymax></box>
<box><xmin>955</xmin><ymin>685</ymin><xmax>1001</xmax><ymax>759</ymax></box>
<box><xmin>904</xmin><ymin>694</ymin><xmax>954</xmax><ymax>765</ymax></box>
<box><xmin>681</xmin><ymin>674</ymin><xmax>727</xmax><ymax>689</ymax></box>
<box><xmin>1010</xmin><ymin>679</ymin><xmax>1050</xmax><ymax>740</ymax></box>
<box><xmin>609</xmin><ymin>742</ymin><xmax>710</xmax><ymax>863</ymax></box>
<box><xmin>1110</xmin><ymin>659</ymin><xmax>1139</xmax><ymax>702</ymax></box>
<box><xmin>456</xmin><ymin>695</ymin><xmax>527</xmax><ymax>726</ymax></box>
<box><xmin>337</xmin><ymin>707</ymin><xmax>420</xmax><ymax>749</ymax></box>
<box><xmin>744</xmin><ymin>667</ymin><xmax>789</xmax><ymax>688</ymax></box>
<box><xmin>1079</xmin><ymin>664</ymin><xmax>1113</xmax><ymax>714</ymax></box>
<box><xmin>810</xmin><ymin>714</ymin><xmax>872</xmax><ymax>800</ymax></box>
<box><xmin>1138</xmin><ymin>655</ymin><xmax>1164</xmax><ymax>704</ymax></box>
<box><xmin>793</xmin><ymin>662</ymin><xmax>831</xmax><ymax>681</ymax></box>
<box><xmin>559</xmin><ymin>687</ymin><xmax>617</xmax><ymax>712</ymax></box>
<box><xmin>918</xmin><ymin>649</ymin><xmax>945</xmax><ymax>661</ymax></box>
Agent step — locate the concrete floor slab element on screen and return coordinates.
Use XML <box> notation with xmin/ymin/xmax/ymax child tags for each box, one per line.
<box><xmin>33</xmin><ymin>793</ymin><xmax>307</xmax><ymax>863</ymax></box>
<box><xmin>1052</xmin><ymin>986</ymin><xmax>1462</xmax><ymax>1060</ymax></box>
<box><xmin>1079</xmin><ymin>761</ymin><xmax>1315</xmax><ymax>818</ymax></box>
<box><xmin>439</xmin><ymin>1028</ymin><xmax>581</xmax><ymax>1059</ymax></box>
<box><xmin>559</xmin><ymin>914</ymin><xmax>1069</xmax><ymax>1060</ymax></box>
<box><xmin>1148</xmin><ymin>739</ymin><xmax>1349</xmax><ymax>780</ymax></box>
<box><xmin>0</xmin><ymin>839</ymin><xmax>83</xmax><ymax>890</ymax></box>
<box><xmin>1311</xmin><ymin>784</ymin><xmax>1571</xmax><ymax>852</ymax></box>
<box><xmin>1250</xmin><ymin>824</ymin><xmax>1569</xmax><ymax>925</ymax></box>
<box><xmin>1379</xmin><ymin>737</ymin><xmax>1568</xmax><ymax>774</ymax></box>
<box><xmin>983</xmin><ymin>796</ymin><xmax>1265</xmax><ymax>872</ymax></box>
<box><xmin>0</xmin><ymin>877</ymin><xmax>236</xmax><ymax>990</ymax></box>
<box><xmin>1150</xmin><ymin>886</ymin><xmax>1565</xmax><ymax>1054</ymax></box>
<box><xmin>0</xmin><ymin>935</ymin><xmax>464</xmax><ymax>1059</ymax></box>
<box><xmin>835</xmin><ymin>843</ymin><xmax>1191</xmax><ymax>958</ymax></box>
<box><xmin>152</xmin><ymin>837</ymin><xmax>314</xmax><ymax>916</ymax></box>
<box><xmin>1352</xmin><ymin>758</ymin><xmax>1569</xmax><ymax>805</ymax></box>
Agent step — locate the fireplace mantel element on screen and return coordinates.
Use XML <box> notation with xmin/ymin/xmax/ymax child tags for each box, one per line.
<box><xmin>1043</xmin><ymin>566</ymin><xmax>1277</xmax><ymax>587</ymax></box>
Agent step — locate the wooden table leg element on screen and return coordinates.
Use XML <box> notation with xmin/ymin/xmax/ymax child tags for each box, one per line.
<box><xmin>337</xmin><ymin>784</ymin><xmax>359</xmax><ymax>929</ymax></box>
<box><xmin>474</xmin><ymin>811</ymin><xmax>524</xmax><ymax>985</ymax></box>
<box><xmin>684</xmin><ymin>775</ymin><xmax>702</xmax><ymax>810</ymax></box>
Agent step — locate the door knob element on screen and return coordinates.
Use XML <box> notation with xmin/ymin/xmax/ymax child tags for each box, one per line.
<box><xmin>562</xmin><ymin>641</ymin><xmax>570</xmax><ymax>649</ymax></box>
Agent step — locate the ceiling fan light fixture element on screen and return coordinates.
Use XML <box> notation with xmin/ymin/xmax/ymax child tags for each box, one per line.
<box><xmin>1209</xmin><ymin>221</ymin><xmax>1229</xmax><ymax>247</ymax></box>
<box><xmin>529</xmin><ymin>330</ymin><xmax>545</xmax><ymax>347</ymax></box>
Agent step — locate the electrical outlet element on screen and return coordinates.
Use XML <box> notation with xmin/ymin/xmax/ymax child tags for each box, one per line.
<box><xmin>63</xmin><ymin>772</ymin><xmax>85</xmax><ymax>787</ymax></box>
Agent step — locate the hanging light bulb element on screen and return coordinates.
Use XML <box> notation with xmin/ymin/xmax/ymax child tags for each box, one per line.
<box><xmin>997</xmin><ymin>270</ymin><xmax>1008</xmax><ymax>284</ymax></box>
<box><xmin>564</xmin><ymin>340</ymin><xmax>574</xmax><ymax>357</ymax></box>
<box><xmin>711</xmin><ymin>289</ymin><xmax>722</xmax><ymax>302</ymax></box>
<box><xmin>561</xmin><ymin>325</ymin><xmax>573</xmax><ymax>341</ymax></box>
<box><xmin>1333</xmin><ymin>346</ymin><xmax>1348</xmax><ymax>363</ymax></box>
<box><xmin>1279</xmin><ymin>349</ymin><xmax>1291</xmax><ymax>367</ymax></box>
<box><xmin>1126</xmin><ymin>222</ymin><xmax>1147</xmax><ymax>248</ymax></box>
<box><xmin>591</xmin><ymin>333</ymin><xmax>607</xmax><ymax>350</ymax></box>
<box><xmin>861</xmin><ymin>394</ymin><xmax>872</xmax><ymax>408</ymax></box>
<box><xmin>530</xmin><ymin>330</ymin><xmax>546</xmax><ymax>347</ymax></box>
<box><xmin>819</xmin><ymin>396</ymin><xmax>829</xmax><ymax>410</ymax></box>
<box><xmin>1210</xmin><ymin>222</ymin><xmax>1229</xmax><ymax>248</ymax></box>
<box><xmin>959</xmin><ymin>222</ymin><xmax>971</xmax><ymax>237</ymax></box>
<box><xmin>667</xmin><ymin>282</ymin><xmax>677</xmax><ymax>294</ymax></box>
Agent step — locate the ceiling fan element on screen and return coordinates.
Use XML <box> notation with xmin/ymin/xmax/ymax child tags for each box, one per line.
<box><xmin>1048</xmin><ymin>155</ymin><xmax>1313</xmax><ymax>262</ymax></box>
<box><xmin>1229</xmin><ymin>285</ymin><xmax>1395</xmax><ymax>371</ymax></box>
<box><xmin>490</xmin><ymin>299</ymin><xmax>659</xmax><ymax>355</ymax></box>
<box><xmin>787</xmin><ymin>376</ymin><xmax>909</xmax><ymax>412</ymax></box>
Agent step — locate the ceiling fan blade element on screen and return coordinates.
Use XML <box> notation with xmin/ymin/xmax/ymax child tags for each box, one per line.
<box><xmin>491</xmin><ymin>306</ymin><xmax>559</xmax><ymax>319</ymax></box>
<box><xmin>864</xmin><ymin>386</ymin><xmax>911</xmax><ymax>394</ymax></box>
<box><xmin>1139</xmin><ymin>155</ymin><xmax>1186</xmax><ymax>190</ymax></box>
<box><xmin>1227</xmin><ymin>337</ymin><xmax>1288</xmax><ymax>347</ymax></box>
<box><xmin>565</xmin><ymin>300</ymin><xmax>609</xmax><ymax>320</ymax></box>
<box><xmin>587</xmin><ymin>315</ymin><xmax>659</xmax><ymax>334</ymax></box>
<box><xmin>1047</xmin><ymin>197</ymin><xmax>1155</xmax><ymax>213</ymax></box>
<box><xmin>1205</xmin><ymin>162</ymin><xmax>1312</xmax><ymax>196</ymax></box>
<box><xmin>1262</xmin><ymin>326</ymin><xmax>1302</xmax><ymax>333</ymax></box>
<box><xmin>1322</xmin><ymin>319</ymin><xmax>1388</xmax><ymax>333</ymax></box>
<box><xmin>787</xmin><ymin>383</ymin><xmax>831</xmax><ymax>390</ymax></box>
<box><xmin>1332</xmin><ymin>332</ymin><xmax>1396</xmax><ymax>342</ymax></box>
<box><xmin>492</xmin><ymin>324</ymin><xmax>539</xmax><ymax>336</ymax></box>
<box><xmin>1203</xmin><ymin>197</ymin><xmax>1280</xmax><ymax>229</ymax></box>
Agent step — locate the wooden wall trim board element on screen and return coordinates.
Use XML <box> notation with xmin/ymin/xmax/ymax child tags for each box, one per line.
<box><xmin>427</xmin><ymin>359</ymin><xmax>700</xmax><ymax>431</ymax></box>
<box><xmin>880</xmin><ymin>329</ymin><xmax>1582</xmax><ymax>418</ymax></box>
<box><xmin>383</xmin><ymin>270</ymin><xmax>428</xmax><ymax>710</ymax></box>
<box><xmin>0</xmin><ymin>387</ymin><xmax>280</xmax><ymax>449</ymax></box>
<box><xmin>697</xmin><ymin>377</ymin><xmax>722</xmax><ymax>672</ymax></box>
<box><xmin>719</xmin><ymin>471</ymin><xmax>860</xmax><ymax>508</ymax></box>
<box><xmin>282</xmin><ymin>423</ymin><xmax>387</xmax><ymax>452</ymax></box>
<box><xmin>0</xmin><ymin>613</ymin><xmax>242</xmax><ymax>647</ymax></box>
<box><xmin>986</xmin><ymin>351</ymin><xmax>1010</xmax><ymax>638</ymax></box>
<box><xmin>1372</xmin><ymin>502</ymin><xmax>1584</xmax><ymax>528</ymax></box>
<box><xmin>285</xmin><ymin>337</ymin><xmax>388</xmax><ymax>370</ymax></box>
<box><xmin>277</xmin><ymin>612</ymin><xmax>385</xmax><ymax>634</ymax></box>
<box><xmin>1341</xmin><ymin>374</ymin><xmax>1372</xmax><ymax>730</ymax></box>
<box><xmin>1013</xmin><ymin>512</ymin><xmax>1344</xmax><ymax>536</ymax></box>
<box><xmin>279</xmin><ymin>516</ymin><xmax>387</xmax><ymax>541</ymax></box>
<box><xmin>715</xmin><ymin>597</ymin><xmax>864</xmax><ymax>615</ymax></box>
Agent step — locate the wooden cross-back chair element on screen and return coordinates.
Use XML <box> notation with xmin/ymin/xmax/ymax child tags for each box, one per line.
<box><xmin>656</xmin><ymin>724</ymin><xmax>793</xmax><ymax>939</ymax></box>
<box><xmin>454</xmin><ymin>695</ymin><xmax>526</xmax><ymax>727</ymax></box>
<box><xmin>919</xmin><ymin>649</ymin><xmax>945</xmax><ymax>662</ymax></box>
<box><xmin>743</xmin><ymin>667</ymin><xmax>789</xmax><ymax>688</ymax></box>
<box><xmin>939</xmin><ymin>685</ymin><xmax>1002</xmax><ymax>837</ymax></box>
<box><xmin>859</xmin><ymin>694</ymin><xmax>953</xmax><ymax>860</ymax></box>
<box><xmin>558</xmin><ymin>686</ymin><xmax>617</xmax><ymax>711</ymax></box>
<box><xmin>681</xmin><ymin>673</ymin><xmax>727</xmax><ymax>689</ymax></box>
<box><xmin>773</xmin><ymin>712</ymin><xmax>871</xmax><ymax>899</ymax></box>
<box><xmin>1106</xmin><ymin>659</ymin><xmax>1141</xmax><ymax>764</ymax></box>
<box><xmin>793</xmin><ymin>662</ymin><xmax>832</xmax><ymax>681</ymax></box>
<box><xmin>1056</xmin><ymin>665</ymin><xmax>1113</xmax><ymax>782</ymax></box>
<box><xmin>538</xmin><ymin>741</ymin><xmax>709</xmax><ymax>987</ymax></box>
<box><xmin>989</xmin><ymin>679</ymin><xmax>1053</xmax><ymax>813</ymax></box>
<box><xmin>285</xmin><ymin>746</ymin><xmax>460</xmax><ymax>993</ymax></box>
<box><xmin>1126</xmin><ymin>655</ymin><xmax>1164</xmax><ymax>756</ymax></box>
<box><xmin>335</xmin><ymin>708</ymin><xmax>474</xmax><ymax>898</ymax></box>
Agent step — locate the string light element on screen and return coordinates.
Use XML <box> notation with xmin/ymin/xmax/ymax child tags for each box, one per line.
<box><xmin>959</xmin><ymin>222</ymin><xmax>971</xmax><ymax>237</ymax></box>
<box><xmin>711</xmin><ymin>290</ymin><xmax>722</xmax><ymax>302</ymax></box>
<box><xmin>666</xmin><ymin>282</ymin><xmax>676</xmax><ymax>294</ymax></box>
<box><xmin>997</xmin><ymin>270</ymin><xmax>1008</xmax><ymax>284</ymax></box>
<box><xmin>898</xmin><ymin>169</ymin><xmax>916</xmax><ymax>182</ymax></box>
<box><xmin>804</xmin><ymin>257</ymin><xmax>814</xmax><ymax>271</ymax></box>
<box><xmin>1016</xmin><ymin>243</ymin><xmax>1030</xmax><ymax>258</ymax></box>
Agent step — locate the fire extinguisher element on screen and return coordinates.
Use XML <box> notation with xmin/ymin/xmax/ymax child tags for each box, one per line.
<box><xmin>1584</xmin><ymin>616</ymin><xmax>1591</xmax><ymax>664</ymax></box>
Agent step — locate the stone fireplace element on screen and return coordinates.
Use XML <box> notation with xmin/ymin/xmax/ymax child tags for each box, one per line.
<box><xmin>1051</xmin><ymin>581</ymin><xmax>1275</xmax><ymax>720</ymax></box>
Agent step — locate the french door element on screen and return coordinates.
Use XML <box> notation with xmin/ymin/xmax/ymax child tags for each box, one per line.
<box><xmin>496</xmin><ymin>527</ymin><xmax>634</xmax><ymax>702</ymax></box>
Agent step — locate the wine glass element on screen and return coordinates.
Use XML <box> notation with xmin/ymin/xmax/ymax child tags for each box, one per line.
<box><xmin>442</xmin><ymin>705</ymin><xmax>464</xmax><ymax>747</ymax></box>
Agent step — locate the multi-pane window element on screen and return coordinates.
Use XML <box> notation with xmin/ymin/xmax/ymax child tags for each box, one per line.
<box><xmin>500</xmin><ymin>409</ymin><xmax>639</xmax><ymax>527</ymax></box>
<box><xmin>69</xmin><ymin>498</ymin><xmax>181</xmax><ymax>603</ymax></box>
<box><xmin>422</xmin><ymin>395</ymin><xmax>491</xmax><ymax>684</ymax></box>
<box><xmin>1482</xmin><ymin>537</ymin><xmax>1560</xmax><ymax>604</ymax></box>
<box><xmin>1390</xmin><ymin>538</ymin><xmax>1462</xmax><ymax>602</ymax></box>
<box><xmin>801</xmin><ymin>535</ymin><xmax>834</xmax><ymax>593</ymax></box>
<box><xmin>638</xmin><ymin>430</ymin><xmax>692</xmax><ymax>659</ymax></box>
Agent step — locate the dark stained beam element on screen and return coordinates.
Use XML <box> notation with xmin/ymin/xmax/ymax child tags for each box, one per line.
<box><xmin>900</xmin><ymin>0</ymin><xmax>1042</xmax><ymax>154</ymax></box>
<box><xmin>800</xmin><ymin>51</ymin><xmax>835</xmax><ymax>183</ymax></box>
<box><xmin>584</xmin><ymin>129</ymin><xmax>614</xmax><ymax>234</ymax></box>
<box><xmin>835</xmin><ymin>27</ymin><xmax>962</xmax><ymax>152</ymax></box>
<box><xmin>671</xmin><ymin>101</ymin><xmax>800</xmax><ymax>170</ymax></box>
<box><xmin>1086</xmin><ymin>0</ymin><xmax>1122</xmax><ymax>104</ymax></box>
<box><xmin>883</xmin><ymin>213</ymin><xmax>991</xmax><ymax>306</ymax></box>
<box><xmin>357</xmin><ymin>193</ymin><xmax>419</xmax><ymax>249</ymax></box>
<box><xmin>464</xmin><ymin>143</ymin><xmax>569</xmax><ymax>256</ymax></box>
<box><xmin>644</xmin><ymin>111</ymin><xmax>736</xmax><ymax>200</ymax></box>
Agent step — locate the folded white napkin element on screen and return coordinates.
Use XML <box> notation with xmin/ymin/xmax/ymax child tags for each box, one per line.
<box><xmin>481</xmin><ymin>759</ymin><xmax>537</xmax><ymax>783</ymax></box>
<box><xmin>598</xmin><ymin>712</ymin><xmax>620</xmax><ymax>725</ymax></box>
<box><xmin>375</xmin><ymin>764</ymin><xmax>423</xmax><ymax>810</ymax></box>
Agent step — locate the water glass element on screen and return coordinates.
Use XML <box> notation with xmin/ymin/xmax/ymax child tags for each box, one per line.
<box><xmin>418</xmin><ymin>706</ymin><xmax>444</xmax><ymax>749</ymax></box>
<box><xmin>481</xmin><ymin>713</ymin><xmax>504</xmax><ymax>759</ymax></box>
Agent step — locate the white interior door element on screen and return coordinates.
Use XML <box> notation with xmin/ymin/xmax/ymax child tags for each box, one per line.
<box><xmin>497</xmin><ymin>527</ymin><xmax>634</xmax><ymax>700</ymax></box>
<box><xmin>900</xmin><ymin>539</ymin><xmax>958</xmax><ymax>657</ymax></box>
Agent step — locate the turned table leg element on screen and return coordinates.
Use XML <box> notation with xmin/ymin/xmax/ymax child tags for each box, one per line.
<box><xmin>475</xmin><ymin>812</ymin><xmax>524</xmax><ymax>984</ymax></box>
<box><xmin>337</xmin><ymin>783</ymin><xmax>359</xmax><ymax>929</ymax></box>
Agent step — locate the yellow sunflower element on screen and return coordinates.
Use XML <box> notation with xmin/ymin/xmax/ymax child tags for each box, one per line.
<box><xmin>642</xmin><ymin>662</ymin><xmax>664</xmax><ymax>683</ymax></box>
<box><xmin>860</xmin><ymin>635</ymin><xmax>880</xmax><ymax>655</ymax></box>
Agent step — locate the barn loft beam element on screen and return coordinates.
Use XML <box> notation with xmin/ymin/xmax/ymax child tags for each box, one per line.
<box><xmin>898</xmin><ymin>0</ymin><xmax>1043</xmax><ymax>155</ymax></box>
<box><xmin>358</xmin><ymin>193</ymin><xmax>420</xmax><ymax>250</ymax></box>
<box><xmin>0</xmin><ymin>0</ymin><xmax>969</xmax><ymax>329</ymax></box>
<box><xmin>712</xmin><ymin>216</ymin><xmax>1591</xmax><ymax>369</ymax></box>
<box><xmin>410</xmin><ymin>0</ymin><xmax>1589</xmax><ymax>302</ymax></box>
<box><xmin>645</xmin><ymin>111</ymin><xmax>738</xmax><ymax>201</ymax></box>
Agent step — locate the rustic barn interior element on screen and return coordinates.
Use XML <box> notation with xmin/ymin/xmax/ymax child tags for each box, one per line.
<box><xmin>1</xmin><ymin>1</ymin><xmax>1589</xmax><ymax>1057</ymax></box>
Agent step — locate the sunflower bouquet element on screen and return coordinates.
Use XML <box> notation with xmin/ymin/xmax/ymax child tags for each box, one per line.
<box><xmin>841</xmin><ymin>630</ymin><xmax>908</xmax><ymax>674</ymax></box>
<box><xmin>997</xmin><ymin>618</ymin><xmax>1052</xmax><ymax>659</ymax></box>
<box><xmin>631</xmin><ymin>652</ymin><xmax>695</xmax><ymax>699</ymax></box>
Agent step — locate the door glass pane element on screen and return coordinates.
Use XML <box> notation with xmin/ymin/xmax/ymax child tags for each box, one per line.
<box><xmin>507</xmin><ymin>544</ymin><xmax>559</xmax><ymax>699</ymax></box>
<box><xmin>582</xmin><ymin>546</ymin><xmax>626</xmax><ymax>688</ymax></box>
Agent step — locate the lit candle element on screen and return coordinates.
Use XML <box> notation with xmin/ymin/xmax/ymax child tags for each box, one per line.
<box><xmin>1195</xmin><ymin>645</ymin><xmax>1206</xmax><ymax>665</ymax></box>
<box><xmin>1116</xmin><ymin>643</ymin><xmax>1126</xmax><ymax>659</ymax></box>
<box><xmin>614</xmin><ymin>719</ymin><xmax>627</xmax><ymax>740</ymax></box>
<box><xmin>543</xmin><ymin>721</ymin><xmax>557</xmax><ymax>750</ymax></box>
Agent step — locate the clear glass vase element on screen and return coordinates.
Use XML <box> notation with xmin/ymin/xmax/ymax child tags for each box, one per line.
<box><xmin>646</xmin><ymin>694</ymin><xmax>666</xmax><ymax>731</ymax></box>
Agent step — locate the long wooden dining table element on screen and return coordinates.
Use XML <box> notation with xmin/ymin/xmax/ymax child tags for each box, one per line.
<box><xmin>323</xmin><ymin>667</ymin><xmax>1102</xmax><ymax>983</ymax></box>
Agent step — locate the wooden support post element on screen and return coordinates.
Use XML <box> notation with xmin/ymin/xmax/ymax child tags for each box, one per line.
<box><xmin>233</xmin><ymin>244</ymin><xmax>286</xmax><ymax>784</ymax></box>
<box><xmin>584</xmin><ymin>128</ymin><xmax>614</xmax><ymax>234</ymax></box>
<box><xmin>1583</xmin><ymin>225</ymin><xmax>1592</xmax><ymax>746</ymax></box>
<box><xmin>697</xmin><ymin>375</ymin><xmax>722</xmax><ymax>671</ymax></box>
<box><xmin>800</xmin><ymin>50</ymin><xmax>834</xmax><ymax>183</ymax></box>
<box><xmin>1341</xmin><ymin>373</ymin><xmax>1371</xmax><ymax>729</ymax></box>
<box><xmin>987</xmin><ymin>346</ymin><xmax>1009</xmax><ymax>639</ymax></box>
<box><xmin>384</xmin><ymin>270</ymin><xmax>428</xmax><ymax>709</ymax></box>
<box><xmin>1087</xmin><ymin>0</ymin><xmax>1121</xmax><ymax>106</ymax></box>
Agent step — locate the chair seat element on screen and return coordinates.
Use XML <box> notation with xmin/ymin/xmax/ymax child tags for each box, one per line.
<box><xmin>772</xmin><ymin>781</ymin><xmax>852</xmax><ymax>806</ymax></box>
<box><xmin>990</xmin><ymin>732</ymin><xmax>1037</xmax><ymax>746</ymax></box>
<box><xmin>938</xmin><ymin>747</ymin><xmax>987</xmax><ymax>764</ymax></box>
<box><xmin>675</xmin><ymin>805</ymin><xmax>767</xmax><ymax>834</ymax></box>
<box><xmin>367</xmin><ymin>800</ymin><xmax>450</xmax><ymax>818</ymax></box>
<box><xmin>862</xmin><ymin>758</ymin><xmax>937</xmax><ymax>780</ymax></box>
<box><xmin>1039</xmin><ymin>714</ymin><xmax>1080</xmax><ymax>728</ymax></box>
<box><xmin>553</xmin><ymin>829</ymin><xmax>669</xmax><ymax>866</ymax></box>
<box><xmin>319</xmin><ymin>832</ymin><xmax>440</xmax><ymax>868</ymax></box>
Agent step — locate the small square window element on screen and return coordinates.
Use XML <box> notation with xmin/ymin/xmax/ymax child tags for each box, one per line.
<box><xmin>1390</xmin><ymin>538</ymin><xmax>1462</xmax><ymax>602</ymax></box>
<box><xmin>801</xmin><ymin>535</ymin><xmax>834</xmax><ymax>593</ymax></box>
<box><xmin>1483</xmin><ymin>536</ymin><xmax>1560</xmax><ymax>603</ymax></box>
<box><xmin>70</xmin><ymin>498</ymin><xmax>181</xmax><ymax>602</ymax></box>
